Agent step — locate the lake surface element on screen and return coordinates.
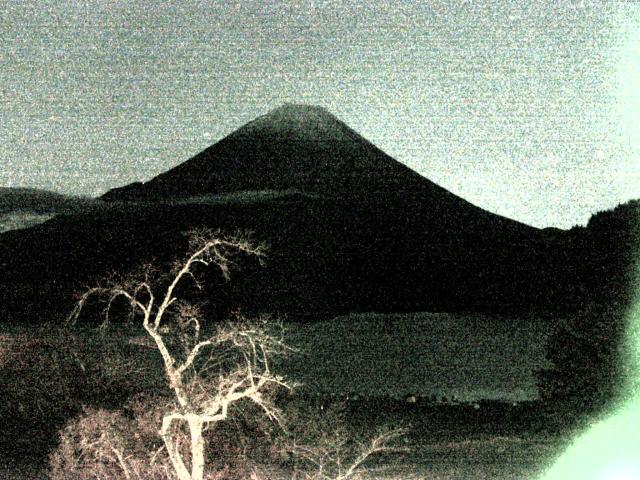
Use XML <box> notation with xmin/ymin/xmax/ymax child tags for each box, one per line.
<box><xmin>278</xmin><ymin>312</ymin><xmax>552</xmax><ymax>402</ymax></box>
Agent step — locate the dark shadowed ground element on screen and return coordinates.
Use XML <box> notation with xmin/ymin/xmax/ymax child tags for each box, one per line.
<box><xmin>0</xmin><ymin>313</ymin><xmax>569</xmax><ymax>479</ymax></box>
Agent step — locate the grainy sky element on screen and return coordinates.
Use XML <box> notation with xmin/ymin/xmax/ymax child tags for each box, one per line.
<box><xmin>1</xmin><ymin>1</ymin><xmax>638</xmax><ymax>228</ymax></box>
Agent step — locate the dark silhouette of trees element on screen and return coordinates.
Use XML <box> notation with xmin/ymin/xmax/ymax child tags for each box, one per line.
<box><xmin>537</xmin><ymin>201</ymin><xmax>639</xmax><ymax>414</ymax></box>
<box><xmin>537</xmin><ymin>303</ymin><xmax>628</xmax><ymax>413</ymax></box>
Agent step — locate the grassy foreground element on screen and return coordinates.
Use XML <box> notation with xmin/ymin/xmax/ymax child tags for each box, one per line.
<box><xmin>0</xmin><ymin>315</ymin><xmax>570</xmax><ymax>479</ymax></box>
<box><xmin>0</xmin><ymin>402</ymin><xmax>570</xmax><ymax>479</ymax></box>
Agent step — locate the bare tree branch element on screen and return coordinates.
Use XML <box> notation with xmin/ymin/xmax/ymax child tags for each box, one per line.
<box><xmin>289</xmin><ymin>426</ymin><xmax>409</xmax><ymax>480</ymax></box>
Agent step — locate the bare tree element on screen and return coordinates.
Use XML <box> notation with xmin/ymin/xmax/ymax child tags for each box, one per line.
<box><xmin>290</xmin><ymin>427</ymin><xmax>408</xmax><ymax>480</ymax></box>
<box><xmin>69</xmin><ymin>230</ymin><xmax>293</xmax><ymax>480</ymax></box>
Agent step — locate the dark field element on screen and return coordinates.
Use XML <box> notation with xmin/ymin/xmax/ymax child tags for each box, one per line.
<box><xmin>0</xmin><ymin>316</ymin><xmax>575</xmax><ymax>480</ymax></box>
<box><xmin>346</xmin><ymin>401</ymin><xmax>569</xmax><ymax>479</ymax></box>
<box><xmin>0</xmin><ymin>401</ymin><xmax>572</xmax><ymax>479</ymax></box>
<box><xmin>0</xmin><ymin>407</ymin><xmax>570</xmax><ymax>480</ymax></box>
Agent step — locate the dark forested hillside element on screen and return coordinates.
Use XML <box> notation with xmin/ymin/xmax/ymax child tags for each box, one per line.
<box><xmin>0</xmin><ymin>193</ymin><xmax>637</xmax><ymax>325</ymax></box>
<box><xmin>0</xmin><ymin>192</ymin><xmax>544</xmax><ymax>323</ymax></box>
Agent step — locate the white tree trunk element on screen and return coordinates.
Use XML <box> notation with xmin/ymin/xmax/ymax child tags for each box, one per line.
<box><xmin>160</xmin><ymin>414</ymin><xmax>207</xmax><ymax>480</ymax></box>
<box><xmin>188</xmin><ymin>415</ymin><xmax>206</xmax><ymax>480</ymax></box>
<box><xmin>161</xmin><ymin>416</ymin><xmax>191</xmax><ymax>480</ymax></box>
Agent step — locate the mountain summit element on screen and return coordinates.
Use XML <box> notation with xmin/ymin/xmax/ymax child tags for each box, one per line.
<box><xmin>102</xmin><ymin>104</ymin><xmax>441</xmax><ymax>201</ymax></box>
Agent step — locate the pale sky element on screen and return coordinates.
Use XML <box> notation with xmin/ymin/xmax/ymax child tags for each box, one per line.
<box><xmin>1</xmin><ymin>0</ymin><xmax>639</xmax><ymax>228</ymax></box>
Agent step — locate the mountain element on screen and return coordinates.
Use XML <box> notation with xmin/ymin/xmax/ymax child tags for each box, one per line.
<box><xmin>0</xmin><ymin>187</ymin><xmax>95</xmax><ymax>214</ymax></box>
<box><xmin>100</xmin><ymin>103</ymin><xmax>539</xmax><ymax>253</ymax></box>
<box><xmin>0</xmin><ymin>106</ymin><xmax>636</xmax><ymax>324</ymax></box>
<box><xmin>102</xmin><ymin>104</ymin><xmax>488</xmax><ymax>205</ymax></box>
<box><xmin>0</xmin><ymin>188</ymin><xmax>97</xmax><ymax>233</ymax></box>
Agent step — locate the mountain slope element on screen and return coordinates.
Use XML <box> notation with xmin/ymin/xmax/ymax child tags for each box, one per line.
<box><xmin>102</xmin><ymin>103</ymin><xmax>536</xmax><ymax>239</ymax></box>
<box><xmin>0</xmin><ymin>193</ymin><xmax>549</xmax><ymax>323</ymax></box>
<box><xmin>0</xmin><ymin>188</ymin><xmax>95</xmax><ymax>214</ymax></box>
<box><xmin>0</xmin><ymin>188</ymin><xmax>97</xmax><ymax>233</ymax></box>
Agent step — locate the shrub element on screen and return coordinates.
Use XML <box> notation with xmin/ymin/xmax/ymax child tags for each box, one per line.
<box><xmin>49</xmin><ymin>405</ymin><xmax>174</xmax><ymax>480</ymax></box>
<box><xmin>0</xmin><ymin>325</ymin><xmax>166</xmax><ymax>456</ymax></box>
